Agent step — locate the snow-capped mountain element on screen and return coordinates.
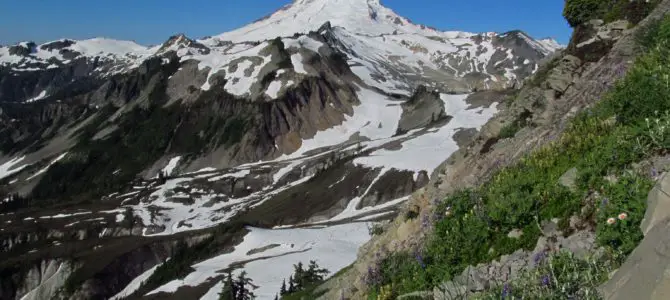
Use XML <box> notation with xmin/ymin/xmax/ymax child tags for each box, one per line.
<box><xmin>212</xmin><ymin>0</ymin><xmax>466</xmax><ymax>42</ymax></box>
<box><xmin>0</xmin><ymin>1</ymin><xmax>562</xmax><ymax>299</ymax></box>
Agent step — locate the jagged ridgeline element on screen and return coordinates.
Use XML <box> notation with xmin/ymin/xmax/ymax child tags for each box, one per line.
<box><xmin>0</xmin><ymin>0</ymin><xmax>572</xmax><ymax>299</ymax></box>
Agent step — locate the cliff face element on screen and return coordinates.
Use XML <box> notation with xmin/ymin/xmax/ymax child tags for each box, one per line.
<box><xmin>316</xmin><ymin>1</ymin><xmax>670</xmax><ymax>299</ymax></box>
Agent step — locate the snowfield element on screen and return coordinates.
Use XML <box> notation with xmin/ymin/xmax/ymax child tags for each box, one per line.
<box><xmin>353</xmin><ymin>93</ymin><xmax>498</xmax><ymax>176</ymax></box>
<box><xmin>148</xmin><ymin>223</ymin><xmax>371</xmax><ymax>299</ymax></box>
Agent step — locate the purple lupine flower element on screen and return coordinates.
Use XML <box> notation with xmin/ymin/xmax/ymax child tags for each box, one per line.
<box><xmin>541</xmin><ymin>274</ymin><xmax>551</xmax><ymax>287</ymax></box>
<box><xmin>533</xmin><ymin>251</ymin><xmax>546</xmax><ymax>265</ymax></box>
<box><xmin>502</xmin><ymin>283</ymin><xmax>511</xmax><ymax>298</ymax></box>
<box><xmin>421</xmin><ymin>214</ymin><xmax>430</xmax><ymax>229</ymax></box>
<box><xmin>601</xmin><ymin>197</ymin><xmax>609</xmax><ymax>206</ymax></box>
<box><xmin>652</xmin><ymin>167</ymin><xmax>659</xmax><ymax>178</ymax></box>
<box><xmin>414</xmin><ymin>252</ymin><xmax>426</xmax><ymax>269</ymax></box>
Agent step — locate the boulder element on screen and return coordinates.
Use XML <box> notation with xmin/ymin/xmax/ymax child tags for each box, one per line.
<box><xmin>544</xmin><ymin>55</ymin><xmax>582</xmax><ymax>94</ymax></box>
<box><xmin>558</xmin><ymin>167</ymin><xmax>579</xmax><ymax>191</ymax></box>
<box><xmin>396</xmin><ymin>85</ymin><xmax>449</xmax><ymax>134</ymax></box>
<box><xmin>641</xmin><ymin>172</ymin><xmax>670</xmax><ymax>235</ymax></box>
<box><xmin>599</xmin><ymin>218</ymin><xmax>670</xmax><ymax>300</ymax></box>
<box><xmin>507</xmin><ymin>229</ymin><xmax>523</xmax><ymax>239</ymax></box>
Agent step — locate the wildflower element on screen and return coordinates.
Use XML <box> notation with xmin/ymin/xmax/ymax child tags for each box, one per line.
<box><xmin>421</xmin><ymin>214</ymin><xmax>430</xmax><ymax>229</ymax></box>
<box><xmin>652</xmin><ymin>167</ymin><xmax>659</xmax><ymax>178</ymax></box>
<box><xmin>533</xmin><ymin>251</ymin><xmax>547</xmax><ymax>265</ymax></box>
<box><xmin>618</xmin><ymin>212</ymin><xmax>628</xmax><ymax>221</ymax></box>
<box><xmin>541</xmin><ymin>274</ymin><xmax>551</xmax><ymax>287</ymax></box>
<box><xmin>601</xmin><ymin>197</ymin><xmax>609</xmax><ymax>206</ymax></box>
<box><xmin>502</xmin><ymin>283</ymin><xmax>511</xmax><ymax>298</ymax></box>
<box><xmin>607</xmin><ymin>217</ymin><xmax>616</xmax><ymax>225</ymax></box>
<box><xmin>414</xmin><ymin>252</ymin><xmax>426</xmax><ymax>269</ymax></box>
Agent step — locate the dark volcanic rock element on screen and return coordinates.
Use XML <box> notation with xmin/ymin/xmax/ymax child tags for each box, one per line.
<box><xmin>39</xmin><ymin>40</ymin><xmax>76</xmax><ymax>52</ymax></box>
<box><xmin>8</xmin><ymin>42</ymin><xmax>36</xmax><ymax>56</ymax></box>
<box><xmin>396</xmin><ymin>85</ymin><xmax>448</xmax><ymax>134</ymax></box>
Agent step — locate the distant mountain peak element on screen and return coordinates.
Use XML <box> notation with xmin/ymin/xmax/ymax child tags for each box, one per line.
<box><xmin>211</xmin><ymin>0</ymin><xmax>460</xmax><ymax>43</ymax></box>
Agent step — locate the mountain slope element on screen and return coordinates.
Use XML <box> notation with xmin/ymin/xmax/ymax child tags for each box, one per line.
<box><xmin>0</xmin><ymin>1</ymin><xmax>562</xmax><ymax>299</ymax></box>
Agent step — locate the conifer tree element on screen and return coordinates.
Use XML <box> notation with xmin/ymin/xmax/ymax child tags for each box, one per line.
<box><xmin>305</xmin><ymin>260</ymin><xmax>329</xmax><ymax>283</ymax></box>
<box><xmin>235</xmin><ymin>271</ymin><xmax>255</xmax><ymax>300</ymax></box>
<box><xmin>288</xmin><ymin>275</ymin><xmax>296</xmax><ymax>293</ymax></box>
<box><xmin>293</xmin><ymin>262</ymin><xmax>305</xmax><ymax>290</ymax></box>
<box><xmin>279</xmin><ymin>279</ymin><xmax>287</xmax><ymax>295</ymax></box>
<box><xmin>219</xmin><ymin>271</ymin><xmax>236</xmax><ymax>300</ymax></box>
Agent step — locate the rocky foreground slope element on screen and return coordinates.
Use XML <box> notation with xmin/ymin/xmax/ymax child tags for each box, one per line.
<box><xmin>0</xmin><ymin>0</ymin><xmax>563</xmax><ymax>299</ymax></box>
<box><xmin>312</xmin><ymin>0</ymin><xmax>670</xmax><ymax>299</ymax></box>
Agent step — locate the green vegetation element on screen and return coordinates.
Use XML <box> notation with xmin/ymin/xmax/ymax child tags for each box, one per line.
<box><xmin>563</xmin><ymin>0</ymin><xmax>659</xmax><ymax>28</ymax></box>
<box><xmin>277</xmin><ymin>261</ymin><xmax>330</xmax><ymax>300</ymax></box>
<box><xmin>369</xmin><ymin>223</ymin><xmax>385</xmax><ymax>236</ymax></box>
<box><xmin>498</xmin><ymin>121</ymin><xmax>522</xmax><ymax>139</ymax></box>
<box><xmin>563</xmin><ymin>0</ymin><xmax>602</xmax><ymax>27</ymax></box>
<box><xmin>473</xmin><ymin>251</ymin><xmax>621</xmax><ymax>299</ymax></box>
<box><xmin>365</xmin><ymin>15</ymin><xmax>670</xmax><ymax>299</ymax></box>
<box><xmin>219</xmin><ymin>271</ymin><xmax>255</xmax><ymax>300</ymax></box>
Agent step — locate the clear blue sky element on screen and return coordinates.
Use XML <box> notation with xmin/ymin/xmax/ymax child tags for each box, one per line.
<box><xmin>0</xmin><ymin>0</ymin><xmax>571</xmax><ymax>46</ymax></box>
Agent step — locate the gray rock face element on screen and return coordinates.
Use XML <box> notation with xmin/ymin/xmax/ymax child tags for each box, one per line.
<box><xmin>544</xmin><ymin>55</ymin><xmax>583</xmax><ymax>95</ymax></box>
<box><xmin>571</xmin><ymin>19</ymin><xmax>631</xmax><ymax>63</ymax></box>
<box><xmin>558</xmin><ymin>167</ymin><xmax>579</xmax><ymax>191</ymax></box>
<box><xmin>641</xmin><ymin>172</ymin><xmax>670</xmax><ymax>235</ymax></box>
<box><xmin>396</xmin><ymin>85</ymin><xmax>448</xmax><ymax>134</ymax></box>
<box><xmin>8</xmin><ymin>42</ymin><xmax>36</xmax><ymax>56</ymax></box>
<box><xmin>600</xmin><ymin>218</ymin><xmax>670</xmax><ymax>300</ymax></box>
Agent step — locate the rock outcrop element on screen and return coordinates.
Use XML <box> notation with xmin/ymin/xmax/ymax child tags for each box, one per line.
<box><xmin>396</xmin><ymin>85</ymin><xmax>448</xmax><ymax>134</ymax></box>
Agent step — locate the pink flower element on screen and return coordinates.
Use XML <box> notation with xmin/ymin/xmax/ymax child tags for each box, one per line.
<box><xmin>618</xmin><ymin>213</ymin><xmax>628</xmax><ymax>221</ymax></box>
<box><xmin>607</xmin><ymin>218</ymin><xmax>616</xmax><ymax>225</ymax></box>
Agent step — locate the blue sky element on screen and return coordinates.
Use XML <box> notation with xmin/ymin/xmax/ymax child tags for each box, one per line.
<box><xmin>0</xmin><ymin>0</ymin><xmax>571</xmax><ymax>46</ymax></box>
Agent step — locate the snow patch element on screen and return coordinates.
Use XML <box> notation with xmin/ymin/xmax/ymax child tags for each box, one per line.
<box><xmin>0</xmin><ymin>156</ymin><xmax>30</xmax><ymax>181</ymax></box>
<box><xmin>162</xmin><ymin>156</ymin><xmax>182</xmax><ymax>176</ymax></box>
<box><xmin>150</xmin><ymin>223</ymin><xmax>371</xmax><ymax>299</ymax></box>
<box><xmin>354</xmin><ymin>94</ymin><xmax>498</xmax><ymax>176</ymax></box>
<box><xmin>26</xmin><ymin>153</ymin><xmax>67</xmax><ymax>181</ymax></box>
<box><xmin>24</xmin><ymin>90</ymin><xmax>47</xmax><ymax>103</ymax></box>
<box><xmin>111</xmin><ymin>262</ymin><xmax>165</xmax><ymax>300</ymax></box>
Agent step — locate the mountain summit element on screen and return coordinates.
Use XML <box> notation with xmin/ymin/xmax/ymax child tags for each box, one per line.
<box><xmin>213</xmin><ymin>0</ymin><xmax>466</xmax><ymax>42</ymax></box>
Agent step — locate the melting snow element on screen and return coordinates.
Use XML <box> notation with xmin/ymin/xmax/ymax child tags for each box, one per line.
<box><xmin>265</xmin><ymin>80</ymin><xmax>284</xmax><ymax>98</ymax></box>
<box><xmin>150</xmin><ymin>223</ymin><xmax>371</xmax><ymax>299</ymax></box>
<box><xmin>353</xmin><ymin>94</ymin><xmax>498</xmax><ymax>176</ymax></box>
<box><xmin>26</xmin><ymin>153</ymin><xmax>67</xmax><ymax>181</ymax></box>
<box><xmin>111</xmin><ymin>262</ymin><xmax>165</xmax><ymax>300</ymax></box>
<box><xmin>0</xmin><ymin>156</ymin><xmax>30</xmax><ymax>181</ymax></box>
<box><xmin>24</xmin><ymin>90</ymin><xmax>48</xmax><ymax>103</ymax></box>
<box><xmin>162</xmin><ymin>156</ymin><xmax>182</xmax><ymax>176</ymax></box>
<box><xmin>291</xmin><ymin>53</ymin><xmax>308</xmax><ymax>74</ymax></box>
<box><xmin>38</xmin><ymin>211</ymin><xmax>92</xmax><ymax>219</ymax></box>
